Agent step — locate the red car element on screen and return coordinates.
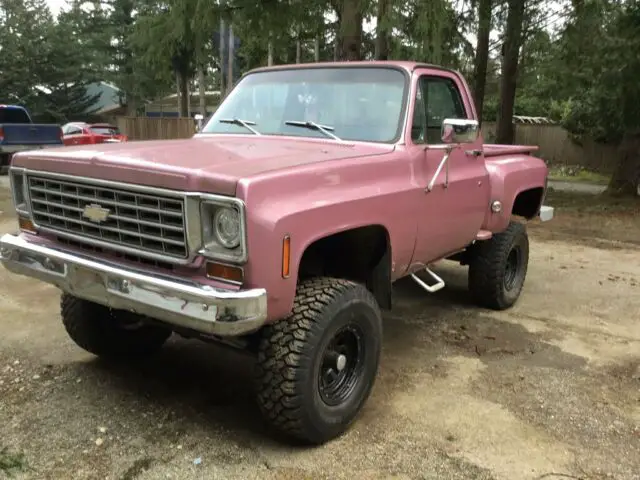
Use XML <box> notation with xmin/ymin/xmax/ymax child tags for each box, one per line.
<box><xmin>61</xmin><ymin>122</ymin><xmax>128</xmax><ymax>146</ymax></box>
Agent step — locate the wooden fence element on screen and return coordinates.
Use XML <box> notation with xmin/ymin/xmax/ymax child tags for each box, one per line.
<box><xmin>113</xmin><ymin>117</ymin><xmax>620</xmax><ymax>174</ymax></box>
<box><xmin>114</xmin><ymin>117</ymin><xmax>197</xmax><ymax>141</ymax></box>
<box><xmin>482</xmin><ymin>122</ymin><xmax>619</xmax><ymax>173</ymax></box>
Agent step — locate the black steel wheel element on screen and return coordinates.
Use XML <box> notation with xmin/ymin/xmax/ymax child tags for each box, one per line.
<box><xmin>318</xmin><ymin>325</ymin><xmax>365</xmax><ymax>407</ymax></box>
<box><xmin>256</xmin><ymin>277</ymin><xmax>382</xmax><ymax>445</ymax></box>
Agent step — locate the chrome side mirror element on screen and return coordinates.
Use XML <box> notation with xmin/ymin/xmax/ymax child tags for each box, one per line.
<box><xmin>441</xmin><ymin>118</ymin><xmax>479</xmax><ymax>144</ymax></box>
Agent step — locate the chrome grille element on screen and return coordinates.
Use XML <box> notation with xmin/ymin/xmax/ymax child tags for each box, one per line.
<box><xmin>27</xmin><ymin>175</ymin><xmax>188</xmax><ymax>259</ymax></box>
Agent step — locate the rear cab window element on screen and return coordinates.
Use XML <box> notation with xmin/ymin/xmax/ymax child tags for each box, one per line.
<box><xmin>0</xmin><ymin>107</ymin><xmax>32</xmax><ymax>124</ymax></box>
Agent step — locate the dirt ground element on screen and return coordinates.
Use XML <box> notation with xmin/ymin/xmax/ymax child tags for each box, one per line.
<box><xmin>0</xmin><ymin>179</ymin><xmax>638</xmax><ymax>480</ymax></box>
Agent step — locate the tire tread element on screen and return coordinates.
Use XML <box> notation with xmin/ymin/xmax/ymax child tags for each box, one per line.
<box><xmin>255</xmin><ymin>277</ymin><xmax>380</xmax><ymax>444</ymax></box>
<box><xmin>468</xmin><ymin>221</ymin><xmax>529</xmax><ymax>310</ymax></box>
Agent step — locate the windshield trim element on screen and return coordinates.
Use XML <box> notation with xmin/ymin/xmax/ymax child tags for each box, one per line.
<box><xmin>206</xmin><ymin>64</ymin><xmax>411</xmax><ymax>145</ymax></box>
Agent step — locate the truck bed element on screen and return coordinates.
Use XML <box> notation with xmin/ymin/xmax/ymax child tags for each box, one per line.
<box><xmin>483</xmin><ymin>144</ymin><xmax>539</xmax><ymax>158</ymax></box>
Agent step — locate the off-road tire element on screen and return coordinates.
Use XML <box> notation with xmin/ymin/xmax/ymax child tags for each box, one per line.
<box><xmin>255</xmin><ymin>277</ymin><xmax>383</xmax><ymax>445</ymax></box>
<box><xmin>468</xmin><ymin>221</ymin><xmax>530</xmax><ymax>310</ymax></box>
<box><xmin>61</xmin><ymin>294</ymin><xmax>172</xmax><ymax>359</ymax></box>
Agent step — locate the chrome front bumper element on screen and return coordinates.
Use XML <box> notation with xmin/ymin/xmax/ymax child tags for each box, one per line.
<box><xmin>0</xmin><ymin>233</ymin><xmax>268</xmax><ymax>337</ymax></box>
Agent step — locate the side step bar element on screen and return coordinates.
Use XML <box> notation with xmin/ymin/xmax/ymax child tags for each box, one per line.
<box><xmin>411</xmin><ymin>267</ymin><xmax>445</xmax><ymax>293</ymax></box>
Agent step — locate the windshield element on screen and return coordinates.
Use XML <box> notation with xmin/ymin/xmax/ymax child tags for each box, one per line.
<box><xmin>201</xmin><ymin>67</ymin><xmax>408</xmax><ymax>143</ymax></box>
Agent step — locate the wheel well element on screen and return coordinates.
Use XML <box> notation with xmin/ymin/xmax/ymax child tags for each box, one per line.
<box><xmin>512</xmin><ymin>187</ymin><xmax>544</xmax><ymax>219</ymax></box>
<box><xmin>298</xmin><ymin>225</ymin><xmax>392</xmax><ymax>310</ymax></box>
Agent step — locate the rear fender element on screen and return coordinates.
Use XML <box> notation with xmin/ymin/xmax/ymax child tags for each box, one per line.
<box><xmin>482</xmin><ymin>154</ymin><xmax>548</xmax><ymax>232</ymax></box>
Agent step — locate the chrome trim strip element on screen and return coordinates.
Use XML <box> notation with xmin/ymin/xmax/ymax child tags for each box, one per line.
<box><xmin>0</xmin><ymin>233</ymin><xmax>267</xmax><ymax>337</ymax></box>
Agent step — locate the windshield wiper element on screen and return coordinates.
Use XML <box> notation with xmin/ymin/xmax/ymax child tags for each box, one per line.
<box><xmin>219</xmin><ymin>118</ymin><xmax>261</xmax><ymax>135</ymax></box>
<box><xmin>284</xmin><ymin>120</ymin><xmax>341</xmax><ymax>141</ymax></box>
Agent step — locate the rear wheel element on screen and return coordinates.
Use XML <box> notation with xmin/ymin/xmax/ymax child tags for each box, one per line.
<box><xmin>61</xmin><ymin>294</ymin><xmax>172</xmax><ymax>359</ymax></box>
<box><xmin>255</xmin><ymin>277</ymin><xmax>382</xmax><ymax>445</ymax></box>
<box><xmin>468</xmin><ymin>221</ymin><xmax>530</xmax><ymax>310</ymax></box>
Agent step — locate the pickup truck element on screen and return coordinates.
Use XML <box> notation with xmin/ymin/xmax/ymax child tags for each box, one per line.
<box><xmin>0</xmin><ymin>105</ymin><xmax>63</xmax><ymax>174</ymax></box>
<box><xmin>0</xmin><ymin>61</ymin><xmax>553</xmax><ymax>445</ymax></box>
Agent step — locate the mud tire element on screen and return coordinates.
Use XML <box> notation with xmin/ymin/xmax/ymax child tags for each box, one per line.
<box><xmin>61</xmin><ymin>294</ymin><xmax>172</xmax><ymax>359</ymax></box>
<box><xmin>468</xmin><ymin>221</ymin><xmax>530</xmax><ymax>310</ymax></box>
<box><xmin>255</xmin><ymin>277</ymin><xmax>382</xmax><ymax>445</ymax></box>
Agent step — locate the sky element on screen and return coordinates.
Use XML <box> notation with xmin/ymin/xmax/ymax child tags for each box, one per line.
<box><xmin>46</xmin><ymin>0</ymin><xmax>66</xmax><ymax>17</ymax></box>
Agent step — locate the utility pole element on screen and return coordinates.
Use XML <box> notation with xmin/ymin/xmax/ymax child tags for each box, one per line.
<box><xmin>219</xmin><ymin>10</ymin><xmax>226</xmax><ymax>98</ymax></box>
<box><xmin>227</xmin><ymin>24</ymin><xmax>234</xmax><ymax>93</ymax></box>
<box><xmin>268</xmin><ymin>35</ymin><xmax>274</xmax><ymax>66</ymax></box>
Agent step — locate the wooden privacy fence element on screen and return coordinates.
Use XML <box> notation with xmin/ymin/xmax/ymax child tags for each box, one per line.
<box><xmin>482</xmin><ymin>122</ymin><xmax>619</xmax><ymax>173</ymax></box>
<box><xmin>115</xmin><ymin>117</ymin><xmax>197</xmax><ymax>141</ymax></box>
<box><xmin>113</xmin><ymin>117</ymin><xmax>620</xmax><ymax>174</ymax></box>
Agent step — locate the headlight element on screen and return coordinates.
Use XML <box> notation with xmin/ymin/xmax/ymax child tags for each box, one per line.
<box><xmin>213</xmin><ymin>207</ymin><xmax>241</xmax><ymax>248</ymax></box>
<box><xmin>199</xmin><ymin>198</ymin><xmax>247</xmax><ymax>263</ymax></box>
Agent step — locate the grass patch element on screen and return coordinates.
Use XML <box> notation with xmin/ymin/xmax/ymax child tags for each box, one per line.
<box><xmin>0</xmin><ymin>446</ymin><xmax>28</xmax><ymax>477</ymax></box>
<box><xmin>548</xmin><ymin>165</ymin><xmax>610</xmax><ymax>185</ymax></box>
<box><xmin>545</xmin><ymin>188</ymin><xmax>640</xmax><ymax>214</ymax></box>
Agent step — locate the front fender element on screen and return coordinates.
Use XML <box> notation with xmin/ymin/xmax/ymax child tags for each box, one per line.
<box><xmin>236</xmin><ymin>155</ymin><xmax>418</xmax><ymax>322</ymax></box>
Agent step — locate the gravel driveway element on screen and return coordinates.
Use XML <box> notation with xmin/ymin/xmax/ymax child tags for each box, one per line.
<box><xmin>0</xmin><ymin>182</ymin><xmax>638</xmax><ymax>480</ymax></box>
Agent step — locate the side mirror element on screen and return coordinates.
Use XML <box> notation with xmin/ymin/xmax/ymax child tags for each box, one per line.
<box><xmin>441</xmin><ymin>118</ymin><xmax>479</xmax><ymax>144</ymax></box>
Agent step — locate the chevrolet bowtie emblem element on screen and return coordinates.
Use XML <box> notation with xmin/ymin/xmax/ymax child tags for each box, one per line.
<box><xmin>82</xmin><ymin>203</ymin><xmax>111</xmax><ymax>223</ymax></box>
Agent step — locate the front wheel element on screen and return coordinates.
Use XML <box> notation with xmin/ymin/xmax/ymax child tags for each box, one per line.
<box><xmin>61</xmin><ymin>294</ymin><xmax>172</xmax><ymax>359</ymax></box>
<box><xmin>468</xmin><ymin>221</ymin><xmax>530</xmax><ymax>310</ymax></box>
<box><xmin>255</xmin><ymin>277</ymin><xmax>383</xmax><ymax>445</ymax></box>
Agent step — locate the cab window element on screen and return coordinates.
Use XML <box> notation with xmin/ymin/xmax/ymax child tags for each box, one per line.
<box><xmin>410</xmin><ymin>75</ymin><xmax>467</xmax><ymax>144</ymax></box>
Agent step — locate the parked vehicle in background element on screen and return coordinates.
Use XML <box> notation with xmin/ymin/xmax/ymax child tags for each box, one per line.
<box><xmin>0</xmin><ymin>61</ymin><xmax>553</xmax><ymax>446</ymax></box>
<box><xmin>61</xmin><ymin>122</ymin><xmax>128</xmax><ymax>146</ymax></box>
<box><xmin>0</xmin><ymin>105</ymin><xmax>63</xmax><ymax>174</ymax></box>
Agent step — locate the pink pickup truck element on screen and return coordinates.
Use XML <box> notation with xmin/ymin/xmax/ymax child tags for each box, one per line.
<box><xmin>0</xmin><ymin>61</ymin><xmax>553</xmax><ymax>445</ymax></box>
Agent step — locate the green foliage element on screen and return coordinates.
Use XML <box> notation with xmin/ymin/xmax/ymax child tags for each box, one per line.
<box><xmin>0</xmin><ymin>446</ymin><xmax>28</xmax><ymax>477</ymax></box>
<box><xmin>560</xmin><ymin>0</ymin><xmax>640</xmax><ymax>145</ymax></box>
<box><xmin>0</xmin><ymin>0</ymin><xmax>102</xmax><ymax>119</ymax></box>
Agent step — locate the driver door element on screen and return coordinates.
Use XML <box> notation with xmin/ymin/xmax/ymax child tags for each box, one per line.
<box><xmin>409</xmin><ymin>71</ymin><xmax>490</xmax><ymax>266</ymax></box>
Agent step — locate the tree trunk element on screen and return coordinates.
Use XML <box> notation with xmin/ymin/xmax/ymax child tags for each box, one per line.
<box><xmin>338</xmin><ymin>0</ymin><xmax>363</xmax><ymax>60</ymax></box>
<box><xmin>495</xmin><ymin>0</ymin><xmax>525</xmax><ymax>144</ymax></box>
<box><xmin>606</xmin><ymin>131</ymin><xmax>640</xmax><ymax>197</ymax></box>
<box><xmin>296</xmin><ymin>35</ymin><xmax>302</xmax><ymax>63</ymax></box>
<box><xmin>473</xmin><ymin>0</ymin><xmax>492</xmax><ymax>124</ymax></box>
<box><xmin>178</xmin><ymin>72</ymin><xmax>189</xmax><ymax>118</ymax></box>
<box><xmin>198</xmin><ymin>64</ymin><xmax>206</xmax><ymax>116</ymax></box>
<box><xmin>175</xmin><ymin>72</ymin><xmax>182</xmax><ymax>117</ymax></box>
<box><xmin>375</xmin><ymin>0</ymin><xmax>390</xmax><ymax>60</ymax></box>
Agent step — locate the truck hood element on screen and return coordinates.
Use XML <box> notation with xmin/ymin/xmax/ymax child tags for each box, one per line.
<box><xmin>12</xmin><ymin>135</ymin><xmax>394</xmax><ymax>196</ymax></box>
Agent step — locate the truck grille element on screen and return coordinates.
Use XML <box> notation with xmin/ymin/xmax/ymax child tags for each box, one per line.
<box><xmin>27</xmin><ymin>175</ymin><xmax>188</xmax><ymax>259</ymax></box>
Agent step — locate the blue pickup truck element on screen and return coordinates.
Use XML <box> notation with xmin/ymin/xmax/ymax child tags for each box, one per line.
<box><xmin>0</xmin><ymin>105</ymin><xmax>64</xmax><ymax>174</ymax></box>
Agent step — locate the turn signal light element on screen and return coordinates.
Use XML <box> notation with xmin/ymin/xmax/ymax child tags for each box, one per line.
<box><xmin>205</xmin><ymin>261</ymin><xmax>243</xmax><ymax>284</ymax></box>
<box><xmin>282</xmin><ymin>235</ymin><xmax>291</xmax><ymax>278</ymax></box>
<box><xmin>18</xmin><ymin>217</ymin><xmax>36</xmax><ymax>234</ymax></box>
